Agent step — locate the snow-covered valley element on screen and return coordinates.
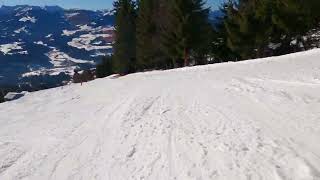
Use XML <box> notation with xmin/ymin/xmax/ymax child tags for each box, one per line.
<box><xmin>0</xmin><ymin>49</ymin><xmax>320</xmax><ymax>180</ymax></box>
<box><xmin>0</xmin><ymin>5</ymin><xmax>114</xmax><ymax>90</ymax></box>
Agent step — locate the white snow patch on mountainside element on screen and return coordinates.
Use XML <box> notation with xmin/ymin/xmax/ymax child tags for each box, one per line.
<box><xmin>15</xmin><ymin>7</ymin><xmax>33</xmax><ymax>16</ymax></box>
<box><xmin>33</xmin><ymin>41</ymin><xmax>48</xmax><ymax>46</ymax></box>
<box><xmin>0</xmin><ymin>42</ymin><xmax>23</xmax><ymax>55</ymax></box>
<box><xmin>17</xmin><ymin>50</ymin><xmax>28</xmax><ymax>55</ymax></box>
<box><xmin>46</xmin><ymin>49</ymin><xmax>94</xmax><ymax>67</ymax></box>
<box><xmin>90</xmin><ymin>51</ymin><xmax>109</xmax><ymax>57</ymax></box>
<box><xmin>19</xmin><ymin>16</ymin><xmax>36</xmax><ymax>23</ymax></box>
<box><xmin>68</xmin><ymin>33</ymin><xmax>112</xmax><ymax>51</ymax></box>
<box><xmin>65</xmin><ymin>12</ymin><xmax>80</xmax><ymax>19</ymax></box>
<box><xmin>62</xmin><ymin>29</ymin><xmax>77</xmax><ymax>36</ymax></box>
<box><xmin>45</xmin><ymin>34</ymin><xmax>53</xmax><ymax>38</ymax></box>
<box><xmin>22</xmin><ymin>66</ymin><xmax>76</xmax><ymax>77</ymax></box>
<box><xmin>1</xmin><ymin>50</ymin><xmax>320</xmax><ymax>180</ymax></box>
<box><xmin>14</xmin><ymin>26</ymin><xmax>29</xmax><ymax>34</ymax></box>
<box><xmin>64</xmin><ymin>25</ymin><xmax>113</xmax><ymax>51</ymax></box>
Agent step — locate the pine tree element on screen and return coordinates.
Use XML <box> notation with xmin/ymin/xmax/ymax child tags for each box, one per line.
<box><xmin>308</xmin><ymin>0</ymin><xmax>320</xmax><ymax>22</ymax></box>
<box><xmin>271</xmin><ymin>0</ymin><xmax>317</xmax><ymax>34</ymax></box>
<box><xmin>224</xmin><ymin>0</ymin><xmax>276</xmax><ymax>59</ymax></box>
<box><xmin>223</xmin><ymin>0</ymin><xmax>320</xmax><ymax>59</ymax></box>
<box><xmin>270</xmin><ymin>0</ymin><xmax>320</xmax><ymax>50</ymax></box>
<box><xmin>0</xmin><ymin>92</ymin><xmax>4</xmax><ymax>103</ymax></box>
<box><xmin>136</xmin><ymin>0</ymin><xmax>172</xmax><ymax>70</ymax></box>
<box><xmin>209</xmin><ymin>9</ymin><xmax>240</xmax><ymax>62</ymax></box>
<box><xmin>136</xmin><ymin>0</ymin><xmax>156</xmax><ymax>70</ymax></box>
<box><xmin>161</xmin><ymin>0</ymin><xmax>210</xmax><ymax>67</ymax></box>
<box><xmin>113</xmin><ymin>0</ymin><xmax>137</xmax><ymax>74</ymax></box>
<box><xmin>96</xmin><ymin>56</ymin><xmax>114</xmax><ymax>78</ymax></box>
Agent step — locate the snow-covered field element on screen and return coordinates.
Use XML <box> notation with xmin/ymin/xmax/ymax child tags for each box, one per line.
<box><xmin>1</xmin><ymin>50</ymin><xmax>320</xmax><ymax>180</ymax></box>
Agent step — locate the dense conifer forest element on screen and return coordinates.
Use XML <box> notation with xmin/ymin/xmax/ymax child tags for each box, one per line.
<box><xmin>97</xmin><ymin>0</ymin><xmax>320</xmax><ymax>76</ymax></box>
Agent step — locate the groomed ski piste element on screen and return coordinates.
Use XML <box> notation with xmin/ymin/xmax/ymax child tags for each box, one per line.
<box><xmin>1</xmin><ymin>49</ymin><xmax>320</xmax><ymax>180</ymax></box>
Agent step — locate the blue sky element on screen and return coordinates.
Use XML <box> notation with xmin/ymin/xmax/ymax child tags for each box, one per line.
<box><xmin>1</xmin><ymin>0</ymin><xmax>225</xmax><ymax>10</ymax></box>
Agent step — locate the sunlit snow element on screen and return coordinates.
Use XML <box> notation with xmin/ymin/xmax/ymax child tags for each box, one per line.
<box><xmin>1</xmin><ymin>49</ymin><xmax>320</xmax><ymax>180</ymax></box>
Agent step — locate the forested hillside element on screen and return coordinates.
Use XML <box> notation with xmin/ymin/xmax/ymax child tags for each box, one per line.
<box><xmin>97</xmin><ymin>0</ymin><xmax>320</xmax><ymax>77</ymax></box>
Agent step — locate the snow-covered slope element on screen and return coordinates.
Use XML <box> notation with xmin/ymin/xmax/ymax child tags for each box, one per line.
<box><xmin>1</xmin><ymin>50</ymin><xmax>320</xmax><ymax>180</ymax></box>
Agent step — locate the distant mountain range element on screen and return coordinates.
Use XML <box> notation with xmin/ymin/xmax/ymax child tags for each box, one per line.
<box><xmin>0</xmin><ymin>5</ymin><xmax>115</xmax><ymax>91</ymax></box>
<box><xmin>0</xmin><ymin>5</ymin><xmax>223</xmax><ymax>93</ymax></box>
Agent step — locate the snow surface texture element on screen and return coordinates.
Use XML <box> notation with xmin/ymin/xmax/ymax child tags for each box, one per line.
<box><xmin>1</xmin><ymin>50</ymin><xmax>320</xmax><ymax>180</ymax></box>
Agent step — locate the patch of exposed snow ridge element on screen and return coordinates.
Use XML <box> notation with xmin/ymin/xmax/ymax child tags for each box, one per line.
<box><xmin>15</xmin><ymin>7</ymin><xmax>33</xmax><ymax>16</ymax></box>
<box><xmin>0</xmin><ymin>42</ymin><xmax>23</xmax><ymax>55</ymax></box>
<box><xmin>22</xmin><ymin>67</ymin><xmax>76</xmax><ymax>77</ymax></box>
<box><xmin>1</xmin><ymin>49</ymin><xmax>320</xmax><ymax>180</ymax></box>
<box><xmin>19</xmin><ymin>16</ymin><xmax>37</xmax><ymax>23</ymax></box>
<box><xmin>46</xmin><ymin>49</ymin><xmax>94</xmax><ymax>67</ymax></box>
<box><xmin>61</xmin><ymin>25</ymin><xmax>92</xmax><ymax>36</ymax></box>
<box><xmin>62</xmin><ymin>29</ymin><xmax>77</xmax><ymax>36</ymax></box>
<box><xmin>63</xmin><ymin>25</ymin><xmax>113</xmax><ymax>51</ymax></box>
<box><xmin>34</xmin><ymin>41</ymin><xmax>48</xmax><ymax>46</ymax></box>
<box><xmin>65</xmin><ymin>12</ymin><xmax>80</xmax><ymax>18</ymax></box>
<box><xmin>68</xmin><ymin>33</ymin><xmax>112</xmax><ymax>51</ymax></box>
<box><xmin>45</xmin><ymin>34</ymin><xmax>53</xmax><ymax>38</ymax></box>
<box><xmin>14</xmin><ymin>26</ymin><xmax>29</xmax><ymax>34</ymax></box>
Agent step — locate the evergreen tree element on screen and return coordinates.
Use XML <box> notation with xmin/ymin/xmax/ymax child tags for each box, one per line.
<box><xmin>136</xmin><ymin>0</ymin><xmax>156</xmax><ymax>70</ymax></box>
<box><xmin>113</xmin><ymin>0</ymin><xmax>137</xmax><ymax>74</ymax></box>
<box><xmin>224</xmin><ymin>0</ymin><xmax>274</xmax><ymax>59</ymax></box>
<box><xmin>136</xmin><ymin>0</ymin><xmax>172</xmax><ymax>70</ymax></box>
<box><xmin>271</xmin><ymin>0</ymin><xmax>318</xmax><ymax>34</ymax></box>
<box><xmin>223</xmin><ymin>0</ymin><xmax>320</xmax><ymax>59</ymax></box>
<box><xmin>161</xmin><ymin>0</ymin><xmax>210</xmax><ymax>67</ymax></box>
<box><xmin>209</xmin><ymin>11</ymin><xmax>240</xmax><ymax>62</ymax></box>
<box><xmin>270</xmin><ymin>0</ymin><xmax>320</xmax><ymax>51</ymax></box>
<box><xmin>0</xmin><ymin>92</ymin><xmax>4</xmax><ymax>103</ymax></box>
<box><xmin>96</xmin><ymin>56</ymin><xmax>114</xmax><ymax>78</ymax></box>
<box><xmin>193</xmin><ymin>23</ymin><xmax>213</xmax><ymax>65</ymax></box>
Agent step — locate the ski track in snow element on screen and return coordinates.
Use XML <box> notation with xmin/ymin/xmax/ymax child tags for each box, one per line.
<box><xmin>1</xmin><ymin>49</ymin><xmax>320</xmax><ymax>179</ymax></box>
